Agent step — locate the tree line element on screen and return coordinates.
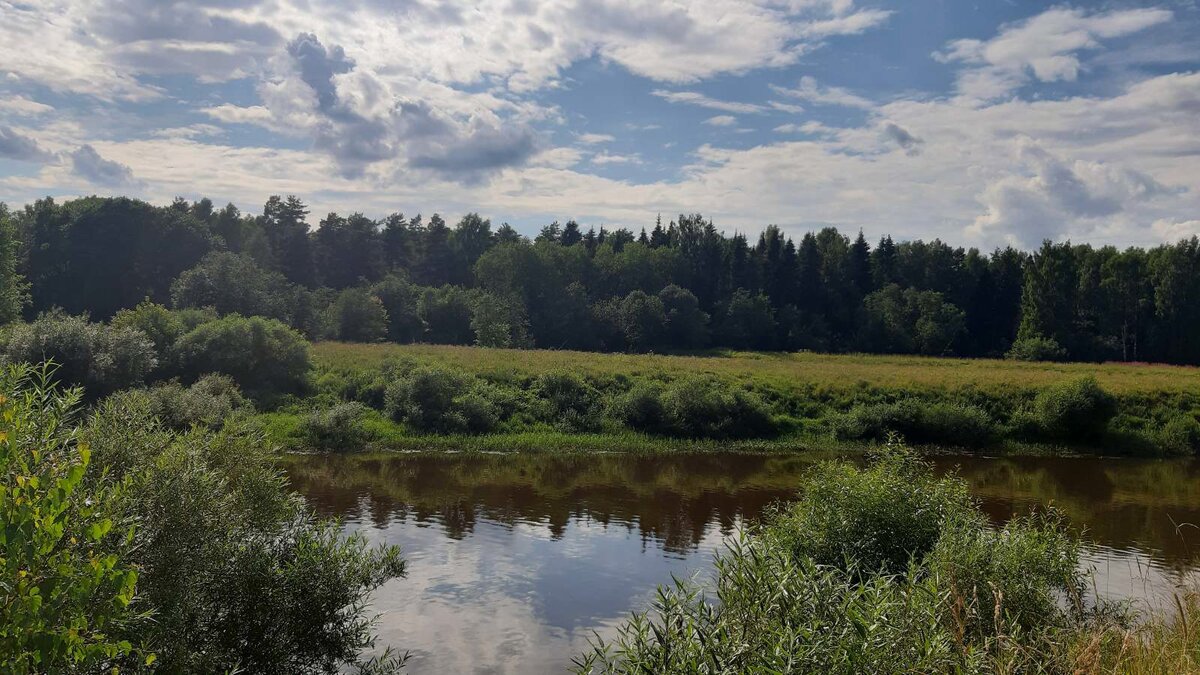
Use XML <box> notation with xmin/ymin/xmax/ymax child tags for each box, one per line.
<box><xmin>2</xmin><ymin>194</ymin><xmax>1198</xmax><ymax>364</ymax></box>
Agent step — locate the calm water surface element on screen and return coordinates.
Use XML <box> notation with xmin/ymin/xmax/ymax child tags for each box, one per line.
<box><xmin>284</xmin><ymin>452</ymin><xmax>1200</xmax><ymax>674</ymax></box>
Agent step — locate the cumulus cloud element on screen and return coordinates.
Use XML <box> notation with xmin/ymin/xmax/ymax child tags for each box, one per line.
<box><xmin>244</xmin><ymin>32</ymin><xmax>540</xmax><ymax>180</ymax></box>
<box><xmin>70</xmin><ymin>144</ymin><xmax>139</xmax><ymax>186</ymax></box>
<box><xmin>0</xmin><ymin>126</ymin><xmax>54</xmax><ymax>162</ymax></box>
<box><xmin>936</xmin><ymin>7</ymin><xmax>1173</xmax><ymax>102</ymax></box>
<box><xmin>968</xmin><ymin>138</ymin><xmax>1171</xmax><ymax>246</ymax></box>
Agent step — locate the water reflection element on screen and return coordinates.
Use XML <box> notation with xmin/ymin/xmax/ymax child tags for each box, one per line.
<box><xmin>283</xmin><ymin>452</ymin><xmax>1200</xmax><ymax>674</ymax></box>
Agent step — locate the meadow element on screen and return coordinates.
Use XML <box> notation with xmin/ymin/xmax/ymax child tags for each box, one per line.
<box><xmin>315</xmin><ymin>342</ymin><xmax>1200</xmax><ymax>396</ymax></box>
<box><xmin>260</xmin><ymin>342</ymin><xmax>1200</xmax><ymax>457</ymax></box>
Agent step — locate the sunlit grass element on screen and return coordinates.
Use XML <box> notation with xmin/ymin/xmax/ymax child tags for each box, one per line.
<box><xmin>313</xmin><ymin>342</ymin><xmax>1200</xmax><ymax>396</ymax></box>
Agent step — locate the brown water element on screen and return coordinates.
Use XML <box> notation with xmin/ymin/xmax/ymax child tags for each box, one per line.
<box><xmin>284</xmin><ymin>452</ymin><xmax>1200</xmax><ymax>674</ymax></box>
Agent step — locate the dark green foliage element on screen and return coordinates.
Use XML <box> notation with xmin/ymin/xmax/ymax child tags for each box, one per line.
<box><xmin>0</xmin><ymin>204</ymin><xmax>28</xmax><ymax>324</ymax></box>
<box><xmin>1154</xmin><ymin>413</ymin><xmax>1200</xmax><ymax>455</ymax></box>
<box><xmin>1007</xmin><ymin>334</ymin><xmax>1068</xmax><ymax>362</ymax></box>
<box><xmin>609</xmin><ymin>376</ymin><xmax>775</xmax><ymax>439</ymax></box>
<box><xmin>1030</xmin><ymin>376</ymin><xmax>1117</xmax><ymax>441</ymax></box>
<box><xmin>10</xmin><ymin>194</ymin><xmax>1200</xmax><ymax>366</ymax></box>
<box><xmin>384</xmin><ymin>366</ymin><xmax>498</xmax><ymax>433</ymax></box>
<box><xmin>324</xmin><ymin>287</ymin><xmax>389</xmax><ymax>342</ymax></box>
<box><xmin>300</xmin><ymin>402</ymin><xmax>377</xmax><ymax>452</ymax></box>
<box><xmin>19</xmin><ymin>196</ymin><xmax>215</xmax><ymax>318</ymax></box>
<box><xmin>418</xmin><ymin>285</ymin><xmax>475</xmax><ymax>344</ymax></box>
<box><xmin>107</xmin><ymin>374</ymin><xmax>251</xmax><ymax>430</ymax></box>
<box><xmin>533</xmin><ymin>371</ymin><xmax>602</xmax><ymax>431</ymax></box>
<box><xmin>84</xmin><ymin>399</ymin><xmax>404</xmax><ymax>674</ymax></box>
<box><xmin>0</xmin><ymin>311</ymin><xmax>157</xmax><ymax>397</ymax></box>
<box><xmin>860</xmin><ymin>284</ymin><xmax>965</xmax><ymax>355</ymax></box>
<box><xmin>171</xmin><ymin>251</ymin><xmax>298</xmax><ymax>322</ymax></box>
<box><xmin>834</xmin><ymin>400</ymin><xmax>997</xmax><ymax>447</ymax></box>
<box><xmin>371</xmin><ymin>274</ymin><xmax>424</xmax><ymax>343</ymax></box>
<box><xmin>172</xmin><ymin>314</ymin><xmax>311</xmax><ymax>400</ymax></box>
<box><xmin>111</xmin><ymin>299</ymin><xmax>187</xmax><ymax>355</ymax></box>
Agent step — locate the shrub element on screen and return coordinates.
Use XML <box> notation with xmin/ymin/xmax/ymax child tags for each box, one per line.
<box><xmin>83</xmin><ymin>400</ymin><xmax>406</xmax><ymax>674</ymax></box>
<box><xmin>0</xmin><ymin>311</ymin><xmax>157</xmax><ymax>397</ymax></box>
<box><xmin>111</xmin><ymin>299</ymin><xmax>187</xmax><ymax>355</ymax></box>
<box><xmin>1154</xmin><ymin>413</ymin><xmax>1200</xmax><ymax>456</ymax></box>
<box><xmin>534</xmin><ymin>371</ymin><xmax>602</xmax><ymax>431</ymax></box>
<box><xmin>927</xmin><ymin>510</ymin><xmax>1083</xmax><ymax>639</ymax></box>
<box><xmin>766</xmin><ymin>445</ymin><xmax>977</xmax><ymax>575</ymax></box>
<box><xmin>172</xmin><ymin>314</ymin><xmax>311</xmax><ymax>401</ymax></box>
<box><xmin>834</xmin><ymin>399</ymin><xmax>997</xmax><ymax>447</ymax></box>
<box><xmin>384</xmin><ymin>366</ymin><xmax>500</xmax><ymax>434</ymax></box>
<box><xmin>607</xmin><ymin>380</ymin><xmax>668</xmax><ymax>433</ymax></box>
<box><xmin>575</xmin><ymin>446</ymin><xmax>1087</xmax><ymax>674</ymax></box>
<box><xmin>1031</xmin><ymin>376</ymin><xmax>1117</xmax><ymax>441</ymax></box>
<box><xmin>300</xmin><ymin>402</ymin><xmax>377</xmax><ymax>452</ymax></box>
<box><xmin>659</xmin><ymin>376</ymin><xmax>776</xmax><ymax>439</ymax></box>
<box><xmin>108</xmin><ymin>374</ymin><xmax>250</xmax><ymax>430</ymax></box>
<box><xmin>1007</xmin><ymin>335</ymin><xmax>1068</xmax><ymax>362</ymax></box>
<box><xmin>1</xmin><ymin>364</ymin><xmax>143</xmax><ymax>672</ymax></box>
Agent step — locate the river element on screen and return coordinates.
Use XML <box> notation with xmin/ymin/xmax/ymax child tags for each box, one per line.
<box><xmin>283</xmin><ymin>452</ymin><xmax>1200</xmax><ymax>674</ymax></box>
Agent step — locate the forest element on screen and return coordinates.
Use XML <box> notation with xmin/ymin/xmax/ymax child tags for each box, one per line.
<box><xmin>2</xmin><ymin>194</ymin><xmax>1199</xmax><ymax>365</ymax></box>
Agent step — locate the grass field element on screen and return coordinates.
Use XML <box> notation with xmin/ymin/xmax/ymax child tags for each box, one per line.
<box><xmin>314</xmin><ymin>342</ymin><xmax>1200</xmax><ymax>396</ymax></box>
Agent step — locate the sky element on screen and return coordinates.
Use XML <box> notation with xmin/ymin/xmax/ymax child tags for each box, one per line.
<box><xmin>0</xmin><ymin>0</ymin><xmax>1198</xmax><ymax>248</ymax></box>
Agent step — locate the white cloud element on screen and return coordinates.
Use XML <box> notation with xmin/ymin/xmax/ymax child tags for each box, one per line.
<box><xmin>771</xmin><ymin>76</ymin><xmax>873</xmax><ymax>109</ymax></box>
<box><xmin>652</xmin><ymin>90</ymin><xmax>768</xmax><ymax>114</ymax></box>
<box><xmin>936</xmin><ymin>7</ymin><xmax>1173</xmax><ymax>102</ymax></box>
<box><xmin>1152</xmin><ymin>219</ymin><xmax>1200</xmax><ymax>242</ymax></box>
<box><xmin>0</xmin><ymin>95</ymin><xmax>55</xmax><ymax>116</ymax></box>
<box><xmin>577</xmin><ymin>133</ymin><xmax>615</xmax><ymax>145</ymax></box>
<box><xmin>703</xmin><ymin>115</ymin><xmax>738</xmax><ymax>127</ymax></box>
<box><xmin>591</xmin><ymin>151</ymin><xmax>642</xmax><ymax>165</ymax></box>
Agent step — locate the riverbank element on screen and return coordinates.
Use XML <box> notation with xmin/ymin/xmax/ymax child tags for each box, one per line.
<box><xmin>258</xmin><ymin>343</ymin><xmax>1200</xmax><ymax>457</ymax></box>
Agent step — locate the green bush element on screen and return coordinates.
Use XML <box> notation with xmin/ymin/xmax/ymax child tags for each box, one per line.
<box><xmin>300</xmin><ymin>402</ymin><xmax>377</xmax><ymax>452</ymax></box>
<box><xmin>1031</xmin><ymin>376</ymin><xmax>1117</xmax><ymax>441</ymax></box>
<box><xmin>766</xmin><ymin>445</ymin><xmax>977</xmax><ymax>575</ymax></box>
<box><xmin>384</xmin><ymin>365</ymin><xmax>500</xmax><ymax>434</ymax></box>
<box><xmin>1</xmin><ymin>364</ymin><xmax>143</xmax><ymax>673</ymax></box>
<box><xmin>1154</xmin><ymin>413</ymin><xmax>1200</xmax><ymax>456</ymax></box>
<box><xmin>0</xmin><ymin>311</ymin><xmax>157</xmax><ymax>397</ymax></box>
<box><xmin>111</xmin><ymin>299</ymin><xmax>186</xmax><ymax>355</ymax></box>
<box><xmin>83</xmin><ymin>399</ymin><xmax>405</xmax><ymax>674</ymax></box>
<box><xmin>607</xmin><ymin>380</ymin><xmax>668</xmax><ymax>433</ymax></box>
<box><xmin>927</xmin><ymin>511</ymin><xmax>1083</xmax><ymax>639</ymax></box>
<box><xmin>608</xmin><ymin>376</ymin><xmax>775</xmax><ymax>439</ymax></box>
<box><xmin>107</xmin><ymin>374</ymin><xmax>250</xmax><ymax>430</ymax></box>
<box><xmin>659</xmin><ymin>376</ymin><xmax>776</xmax><ymax>439</ymax></box>
<box><xmin>172</xmin><ymin>314</ymin><xmax>311</xmax><ymax>401</ymax></box>
<box><xmin>575</xmin><ymin>446</ymin><xmax>1088</xmax><ymax>674</ymax></box>
<box><xmin>834</xmin><ymin>399</ymin><xmax>997</xmax><ymax>447</ymax></box>
<box><xmin>1007</xmin><ymin>335</ymin><xmax>1068</xmax><ymax>362</ymax></box>
<box><xmin>534</xmin><ymin>371</ymin><xmax>602</xmax><ymax>431</ymax></box>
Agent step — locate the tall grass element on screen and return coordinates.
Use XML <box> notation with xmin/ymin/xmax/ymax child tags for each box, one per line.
<box><xmin>573</xmin><ymin>443</ymin><xmax>1200</xmax><ymax>674</ymax></box>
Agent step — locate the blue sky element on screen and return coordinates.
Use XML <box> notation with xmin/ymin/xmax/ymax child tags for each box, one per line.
<box><xmin>1</xmin><ymin>0</ymin><xmax>1198</xmax><ymax>247</ymax></box>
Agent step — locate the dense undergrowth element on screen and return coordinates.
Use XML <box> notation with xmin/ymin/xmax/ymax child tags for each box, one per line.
<box><xmin>573</xmin><ymin>445</ymin><xmax>1200</xmax><ymax>674</ymax></box>
<box><xmin>252</xmin><ymin>343</ymin><xmax>1200</xmax><ymax>456</ymax></box>
<box><xmin>0</xmin><ymin>364</ymin><xmax>405</xmax><ymax>674</ymax></box>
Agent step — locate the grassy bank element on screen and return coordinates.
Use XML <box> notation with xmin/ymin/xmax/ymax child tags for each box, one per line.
<box><xmin>255</xmin><ymin>343</ymin><xmax>1200</xmax><ymax>456</ymax></box>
